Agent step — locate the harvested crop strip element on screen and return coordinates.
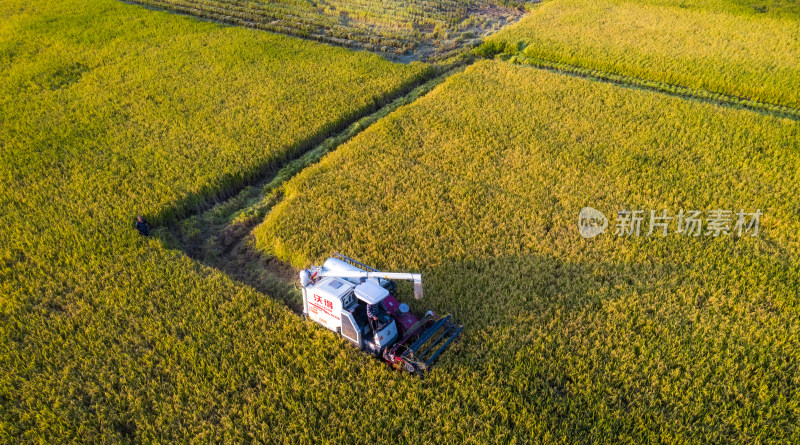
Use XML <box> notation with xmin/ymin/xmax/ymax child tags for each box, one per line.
<box><xmin>127</xmin><ymin>0</ymin><xmax>524</xmax><ymax>59</ymax></box>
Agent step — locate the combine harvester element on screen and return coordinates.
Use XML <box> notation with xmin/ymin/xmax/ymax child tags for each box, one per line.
<box><xmin>299</xmin><ymin>254</ymin><xmax>462</xmax><ymax>376</ymax></box>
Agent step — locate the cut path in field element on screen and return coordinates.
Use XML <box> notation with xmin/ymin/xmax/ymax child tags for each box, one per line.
<box><xmin>480</xmin><ymin>53</ymin><xmax>800</xmax><ymax>121</ymax></box>
<box><xmin>155</xmin><ymin>68</ymin><xmax>463</xmax><ymax>312</ymax></box>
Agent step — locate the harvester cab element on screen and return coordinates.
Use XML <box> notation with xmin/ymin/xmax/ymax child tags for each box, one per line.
<box><xmin>300</xmin><ymin>254</ymin><xmax>462</xmax><ymax>375</ymax></box>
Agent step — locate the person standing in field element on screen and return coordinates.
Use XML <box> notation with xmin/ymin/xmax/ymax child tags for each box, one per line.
<box><xmin>135</xmin><ymin>215</ymin><xmax>151</xmax><ymax>237</ymax></box>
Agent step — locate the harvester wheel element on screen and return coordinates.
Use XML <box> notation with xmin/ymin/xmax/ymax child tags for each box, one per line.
<box><xmin>403</xmin><ymin>361</ymin><xmax>416</xmax><ymax>373</ymax></box>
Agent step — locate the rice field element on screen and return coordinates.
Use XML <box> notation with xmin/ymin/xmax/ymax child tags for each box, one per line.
<box><xmin>127</xmin><ymin>0</ymin><xmax>525</xmax><ymax>58</ymax></box>
<box><xmin>4</xmin><ymin>0</ymin><xmax>800</xmax><ymax>441</ymax></box>
<box><xmin>485</xmin><ymin>0</ymin><xmax>800</xmax><ymax>108</ymax></box>
<box><xmin>0</xmin><ymin>0</ymin><xmax>431</xmax><ymax>441</ymax></box>
<box><xmin>256</xmin><ymin>60</ymin><xmax>800</xmax><ymax>442</ymax></box>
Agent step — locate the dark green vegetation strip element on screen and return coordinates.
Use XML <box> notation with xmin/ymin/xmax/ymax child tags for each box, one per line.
<box><xmin>257</xmin><ymin>60</ymin><xmax>800</xmax><ymax>442</ymax></box>
<box><xmin>242</xmin><ymin>66</ymin><xmax>465</xmax><ymax>224</ymax></box>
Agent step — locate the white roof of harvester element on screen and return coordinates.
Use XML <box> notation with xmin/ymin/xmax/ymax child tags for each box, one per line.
<box><xmin>353</xmin><ymin>280</ymin><xmax>389</xmax><ymax>304</ymax></box>
<box><xmin>315</xmin><ymin>277</ymin><xmax>355</xmax><ymax>299</ymax></box>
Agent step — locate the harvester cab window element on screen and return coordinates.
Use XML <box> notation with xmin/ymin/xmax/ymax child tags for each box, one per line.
<box><xmin>351</xmin><ymin>303</ymin><xmax>370</xmax><ymax>334</ymax></box>
<box><xmin>342</xmin><ymin>291</ymin><xmax>355</xmax><ymax>309</ymax></box>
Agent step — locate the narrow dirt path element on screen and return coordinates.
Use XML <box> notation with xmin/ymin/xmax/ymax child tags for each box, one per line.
<box><xmin>154</xmin><ymin>65</ymin><xmax>467</xmax><ymax>308</ymax></box>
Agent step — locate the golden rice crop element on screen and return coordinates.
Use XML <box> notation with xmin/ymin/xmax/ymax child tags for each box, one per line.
<box><xmin>486</xmin><ymin>0</ymin><xmax>800</xmax><ymax>109</ymax></box>
<box><xmin>640</xmin><ymin>0</ymin><xmax>800</xmax><ymax>17</ymax></box>
<box><xmin>257</xmin><ymin>60</ymin><xmax>800</xmax><ymax>442</ymax></box>
<box><xmin>5</xmin><ymin>0</ymin><xmax>800</xmax><ymax>441</ymax></box>
<box><xmin>0</xmin><ymin>0</ymin><xmax>436</xmax><ymax>441</ymax></box>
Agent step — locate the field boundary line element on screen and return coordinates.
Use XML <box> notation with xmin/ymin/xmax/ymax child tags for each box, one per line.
<box><xmin>147</xmin><ymin>64</ymin><xmax>441</xmax><ymax>227</ymax></box>
<box><xmin>236</xmin><ymin>64</ymin><xmax>468</xmax><ymax>225</ymax></box>
<box><xmin>154</xmin><ymin>65</ymin><xmax>467</xmax><ymax>305</ymax></box>
<box><xmin>500</xmin><ymin>54</ymin><xmax>800</xmax><ymax>121</ymax></box>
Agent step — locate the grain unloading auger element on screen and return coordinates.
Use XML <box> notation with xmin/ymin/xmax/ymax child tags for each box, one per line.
<box><xmin>300</xmin><ymin>254</ymin><xmax>462</xmax><ymax>376</ymax></box>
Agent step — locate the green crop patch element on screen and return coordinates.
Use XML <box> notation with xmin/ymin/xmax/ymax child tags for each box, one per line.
<box><xmin>256</xmin><ymin>60</ymin><xmax>800</xmax><ymax>441</ymax></box>
<box><xmin>32</xmin><ymin>62</ymin><xmax>90</xmax><ymax>90</ymax></box>
<box><xmin>485</xmin><ymin>0</ymin><xmax>800</xmax><ymax>109</ymax></box>
<box><xmin>126</xmin><ymin>0</ymin><xmax>525</xmax><ymax>60</ymax></box>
